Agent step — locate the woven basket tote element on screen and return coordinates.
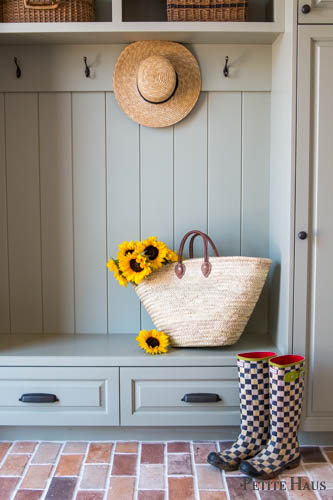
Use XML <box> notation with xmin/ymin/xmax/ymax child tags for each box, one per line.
<box><xmin>135</xmin><ymin>230</ymin><xmax>271</xmax><ymax>347</ymax></box>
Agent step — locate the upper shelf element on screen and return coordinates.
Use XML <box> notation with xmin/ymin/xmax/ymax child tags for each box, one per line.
<box><xmin>0</xmin><ymin>0</ymin><xmax>284</xmax><ymax>45</ymax></box>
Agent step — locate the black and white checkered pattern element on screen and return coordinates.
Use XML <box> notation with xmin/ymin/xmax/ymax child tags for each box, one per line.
<box><xmin>217</xmin><ymin>357</ymin><xmax>271</xmax><ymax>466</ymax></box>
<box><xmin>242</xmin><ymin>360</ymin><xmax>305</xmax><ymax>474</ymax></box>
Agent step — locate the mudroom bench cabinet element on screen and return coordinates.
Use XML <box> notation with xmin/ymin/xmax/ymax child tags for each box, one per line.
<box><xmin>0</xmin><ymin>333</ymin><xmax>278</xmax><ymax>429</ymax></box>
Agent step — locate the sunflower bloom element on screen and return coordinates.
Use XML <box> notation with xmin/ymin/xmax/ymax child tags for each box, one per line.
<box><xmin>117</xmin><ymin>240</ymin><xmax>143</xmax><ymax>261</ymax></box>
<box><xmin>142</xmin><ymin>236</ymin><xmax>168</xmax><ymax>271</ymax></box>
<box><xmin>106</xmin><ymin>259</ymin><xmax>127</xmax><ymax>287</ymax></box>
<box><xmin>119</xmin><ymin>252</ymin><xmax>152</xmax><ymax>285</ymax></box>
<box><xmin>136</xmin><ymin>329</ymin><xmax>169</xmax><ymax>355</ymax></box>
<box><xmin>165</xmin><ymin>249</ymin><xmax>178</xmax><ymax>263</ymax></box>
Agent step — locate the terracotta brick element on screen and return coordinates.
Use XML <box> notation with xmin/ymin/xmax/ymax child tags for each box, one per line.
<box><xmin>63</xmin><ymin>442</ymin><xmax>88</xmax><ymax>454</ymax></box>
<box><xmin>32</xmin><ymin>443</ymin><xmax>61</xmax><ymax>464</ymax></box>
<box><xmin>319</xmin><ymin>491</ymin><xmax>333</xmax><ymax>500</ymax></box>
<box><xmin>0</xmin><ymin>444</ymin><xmax>11</xmax><ymax>463</ymax></box>
<box><xmin>86</xmin><ymin>442</ymin><xmax>113</xmax><ymax>463</ymax></box>
<box><xmin>45</xmin><ymin>477</ymin><xmax>77</xmax><ymax>500</ymax></box>
<box><xmin>138</xmin><ymin>491</ymin><xmax>165</xmax><ymax>500</ymax></box>
<box><xmin>260</xmin><ymin>492</ymin><xmax>288</xmax><ymax>500</ymax></box>
<box><xmin>139</xmin><ymin>464</ymin><xmax>165</xmax><ymax>490</ymax></box>
<box><xmin>141</xmin><ymin>444</ymin><xmax>165</xmax><ymax>464</ymax></box>
<box><xmin>76</xmin><ymin>492</ymin><xmax>104</xmax><ymax>500</ymax></box>
<box><xmin>0</xmin><ymin>477</ymin><xmax>19</xmax><ymax>500</ymax></box>
<box><xmin>116</xmin><ymin>442</ymin><xmax>138</xmax><ymax>454</ymax></box>
<box><xmin>167</xmin><ymin>442</ymin><xmax>190</xmax><ymax>453</ymax></box>
<box><xmin>80</xmin><ymin>465</ymin><xmax>108</xmax><ymax>490</ymax></box>
<box><xmin>0</xmin><ymin>454</ymin><xmax>30</xmax><ymax>476</ymax></box>
<box><xmin>252</xmin><ymin>479</ymin><xmax>282</xmax><ymax>491</ymax></box>
<box><xmin>226</xmin><ymin>476</ymin><xmax>257</xmax><ymax>500</ymax></box>
<box><xmin>107</xmin><ymin>476</ymin><xmax>136</xmax><ymax>500</ymax></box>
<box><xmin>168</xmin><ymin>477</ymin><xmax>195</xmax><ymax>500</ymax></box>
<box><xmin>21</xmin><ymin>465</ymin><xmax>53</xmax><ymax>489</ymax></box>
<box><xmin>168</xmin><ymin>454</ymin><xmax>192</xmax><ymax>475</ymax></box>
<box><xmin>55</xmin><ymin>454</ymin><xmax>83</xmax><ymax>476</ymax></box>
<box><xmin>301</xmin><ymin>447</ymin><xmax>326</xmax><ymax>463</ymax></box>
<box><xmin>112</xmin><ymin>454</ymin><xmax>137</xmax><ymax>475</ymax></box>
<box><xmin>14</xmin><ymin>491</ymin><xmax>43</xmax><ymax>500</ymax></box>
<box><xmin>11</xmin><ymin>442</ymin><xmax>37</xmax><ymax>454</ymax></box>
<box><xmin>200</xmin><ymin>492</ymin><xmax>227</xmax><ymax>500</ymax></box>
<box><xmin>286</xmin><ymin>476</ymin><xmax>317</xmax><ymax>500</ymax></box>
<box><xmin>304</xmin><ymin>464</ymin><xmax>333</xmax><ymax>489</ymax></box>
<box><xmin>280</xmin><ymin>463</ymin><xmax>306</xmax><ymax>477</ymax></box>
<box><xmin>219</xmin><ymin>441</ymin><xmax>234</xmax><ymax>453</ymax></box>
<box><xmin>196</xmin><ymin>465</ymin><xmax>224</xmax><ymax>489</ymax></box>
<box><xmin>194</xmin><ymin>443</ymin><xmax>217</xmax><ymax>464</ymax></box>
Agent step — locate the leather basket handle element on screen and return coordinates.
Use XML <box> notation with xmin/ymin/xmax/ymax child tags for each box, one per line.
<box><xmin>189</xmin><ymin>233</ymin><xmax>219</xmax><ymax>259</ymax></box>
<box><xmin>24</xmin><ymin>0</ymin><xmax>59</xmax><ymax>9</ymax></box>
<box><xmin>175</xmin><ymin>230</ymin><xmax>219</xmax><ymax>279</ymax></box>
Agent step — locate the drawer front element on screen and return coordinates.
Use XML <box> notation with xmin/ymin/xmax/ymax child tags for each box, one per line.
<box><xmin>0</xmin><ymin>367</ymin><xmax>119</xmax><ymax>426</ymax></box>
<box><xmin>120</xmin><ymin>367</ymin><xmax>239</xmax><ymax>426</ymax></box>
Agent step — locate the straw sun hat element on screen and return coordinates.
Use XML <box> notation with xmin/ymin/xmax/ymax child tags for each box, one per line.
<box><xmin>113</xmin><ymin>41</ymin><xmax>201</xmax><ymax>128</ymax></box>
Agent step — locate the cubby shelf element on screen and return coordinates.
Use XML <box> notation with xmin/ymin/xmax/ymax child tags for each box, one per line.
<box><xmin>0</xmin><ymin>0</ymin><xmax>284</xmax><ymax>45</ymax></box>
<box><xmin>0</xmin><ymin>22</ymin><xmax>284</xmax><ymax>45</ymax></box>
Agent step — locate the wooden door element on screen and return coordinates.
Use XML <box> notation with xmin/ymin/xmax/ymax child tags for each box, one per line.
<box><xmin>295</xmin><ymin>26</ymin><xmax>333</xmax><ymax>429</ymax></box>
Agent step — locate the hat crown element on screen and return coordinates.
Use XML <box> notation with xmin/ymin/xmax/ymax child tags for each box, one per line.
<box><xmin>137</xmin><ymin>55</ymin><xmax>177</xmax><ymax>104</ymax></box>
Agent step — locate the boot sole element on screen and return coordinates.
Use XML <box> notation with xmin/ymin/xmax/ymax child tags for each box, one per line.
<box><xmin>207</xmin><ymin>455</ymin><xmax>239</xmax><ymax>471</ymax></box>
<box><xmin>240</xmin><ymin>455</ymin><xmax>301</xmax><ymax>480</ymax></box>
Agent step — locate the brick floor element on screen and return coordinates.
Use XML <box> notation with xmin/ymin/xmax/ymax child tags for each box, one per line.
<box><xmin>0</xmin><ymin>442</ymin><xmax>331</xmax><ymax>499</ymax></box>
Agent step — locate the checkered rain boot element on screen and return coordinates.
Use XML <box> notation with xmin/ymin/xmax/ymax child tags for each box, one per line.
<box><xmin>207</xmin><ymin>351</ymin><xmax>276</xmax><ymax>471</ymax></box>
<box><xmin>240</xmin><ymin>354</ymin><xmax>305</xmax><ymax>479</ymax></box>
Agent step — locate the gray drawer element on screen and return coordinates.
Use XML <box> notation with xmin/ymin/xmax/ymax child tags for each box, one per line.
<box><xmin>0</xmin><ymin>367</ymin><xmax>119</xmax><ymax>426</ymax></box>
<box><xmin>120</xmin><ymin>367</ymin><xmax>240</xmax><ymax>426</ymax></box>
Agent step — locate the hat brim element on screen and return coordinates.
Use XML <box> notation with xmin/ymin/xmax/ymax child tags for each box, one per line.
<box><xmin>113</xmin><ymin>41</ymin><xmax>201</xmax><ymax>128</ymax></box>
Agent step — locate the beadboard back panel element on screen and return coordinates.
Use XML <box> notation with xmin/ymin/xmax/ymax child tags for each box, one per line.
<box><xmin>0</xmin><ymin>90</ymin><xmax>270</xmax><ymax>335</ymax></box>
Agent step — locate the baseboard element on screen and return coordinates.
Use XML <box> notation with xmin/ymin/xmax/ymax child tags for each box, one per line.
<box><xmin>0</xmin><ymin>427</ymin><xmax>332</xmax><ymax>445</ymax></box>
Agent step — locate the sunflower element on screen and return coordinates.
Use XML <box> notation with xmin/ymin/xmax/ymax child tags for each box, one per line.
<box><xmin>136</xmin><ymin>329</ymin><xmax>169</xmax><ymax>355</ymax></box>
<box><xmin>164</xmin><ymin>249</ymin><xmax>178</xmax><ymax>263</ymax></box>
<box><xmin>118</xmin><ymin>252</ymin><xmax>152</xmax><ymax>285</ymax></box>
<box><xmin>141</xmin><ymin>236</ymin><xmax>168</xmax><ymax>271</ymax></box>
<box><xmin>117</xmin><ymin>240</ymin><xmax>142</xmax><ymax>261</ymax></box>
<box><xmin>106</xmin><ymin>259</ymin><xmax>127</xmax><ymax>287</ymax></box>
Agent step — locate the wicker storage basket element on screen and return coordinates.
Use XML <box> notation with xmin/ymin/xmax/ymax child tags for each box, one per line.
<box><xmin>167</xmin><ymin>0</ymin><xmax>248</xmax><ymax>22</ymax></box>
<box><xmin>3</xmin><ymin>0</ymin><xmax>95</xmax><ymax>22</ymax></box>
<box><xmin>135</xmin><ymin>230</ymin><xmax>271</xmax><ymax>347</ymax></box>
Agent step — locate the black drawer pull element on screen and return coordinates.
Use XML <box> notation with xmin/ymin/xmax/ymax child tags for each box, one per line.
<box><xmin>19</xmin><ymin>393</ymin><xmax>59</xmax><ymax>403</ymax></box>
<box><xmin>181</xmin><ymin>393</ymin><xmax>221</xmax><ymax>403</ymax></box>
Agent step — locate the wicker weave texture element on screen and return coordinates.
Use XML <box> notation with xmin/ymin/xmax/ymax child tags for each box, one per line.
<box><xmin>3</xmin><ymin>0</ymin><xmax>95</xmax><ymax>22</ymax></box>
<box><xmin>167</xmin><ymin>0</ymin><xmax>248</xmax><ymax>22</ymax></box>
<box><xmin>136</xmin><ymin>256</ymin><xmax>271</xmax><ymax>347</ymax></box>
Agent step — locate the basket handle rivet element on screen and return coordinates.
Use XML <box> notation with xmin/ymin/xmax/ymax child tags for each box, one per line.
<box><xmin>14</xmin><ymin>58</ymin><xmax>21</xmax><ymax>79</ymax></box>
<box><xmin>223</xmin><ymin>56</ymin><xmax>229</xmax><ymax>78</ymax></box>
<box><xmin>83</xmin><ymin>57</ymin><xmax>90</xmax><ymax>78</ymax></box>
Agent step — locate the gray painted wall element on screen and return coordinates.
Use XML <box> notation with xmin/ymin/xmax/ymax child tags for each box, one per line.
<box><xmin>0</xmin><ymin>90</ymin><xmax>270</xmax><ymax>335</ymax></box>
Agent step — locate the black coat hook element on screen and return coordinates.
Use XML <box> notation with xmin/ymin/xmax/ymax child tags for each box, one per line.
<box><xmin>223</xmin><ymin>56</ymin><xmax>229</xmax><ymax>78</ymax></box>
<box><xmin>83</xmin><ymin>57</ymin><xmax>90</xmax><ymax>78</ymax></box>
<box><xmin>14</xmin><ymin>57</ymin><xmax>21</xmax><ymax>79</ymax></box>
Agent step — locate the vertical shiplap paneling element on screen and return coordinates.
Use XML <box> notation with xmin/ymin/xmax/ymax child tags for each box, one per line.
<box><xmin>174</xmin><ymin>92</ymin><xmax>208</xmax><ymax>256</ymax></box>
<box><xmin>208</xmin><ymin>92</ymin><xmax>242</xmax><ymax>256</ymax></box>
<box><xmin>140</xmin><ymin>126</ymin><xmax>174</xmax><ymax>330</ymax></box>
<box><xmin>0</xmin><ymin>94</ymin><xmax>10</xmax><ymax>333</ymax></box>
<box><xmin>242</xmin><ymin>92</ymin><xmax>271</xmax><ymax>333</ymax></box>
<box><xmin>39</xmin><ymin>93</ymin><xmax>75</xmax><ymax>334</ymax></box>
<box><xmin>72</xmin><ymin>92</ymin><xmax>107</xmax><ymax>334</ymax></box>
<box><xmin>5</xmin><ymin>93</ymin><xmax>43</xmax><ymax>333</ymax></box>
<box><xmin>106</xmin><ymin>93</ymin><xmax>140</xmax><ymax>334</ymax></box>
